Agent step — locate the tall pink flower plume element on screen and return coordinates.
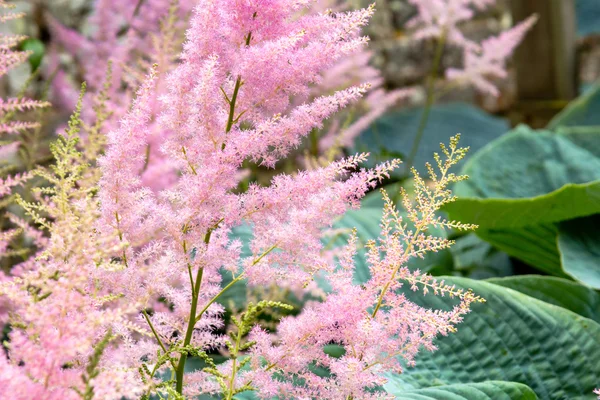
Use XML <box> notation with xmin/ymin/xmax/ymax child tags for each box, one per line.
<box><xmin>407</xmin><ymin>0</ymin><xmax>537</xmax><ymax>97</ymax></box>
<box><xmin>446</xmin><ymin>15</ymin><xmax>538</xmax><ymax>96</ymax></box>
<box><xmin>1</xmin><ymin>1</ymin><xmax>482</xmax><ymax>398</ymax></box>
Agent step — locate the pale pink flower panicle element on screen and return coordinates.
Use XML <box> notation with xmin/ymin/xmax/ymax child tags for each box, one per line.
<box><xmin>407</xmin><ymin>0</ymin><xmax>537</xmax><ymax>97</ymax></box>
<box><xmin>446</xmin><ymin>15</ymin><xmax>538</xmax><ymax>96</ymax></box>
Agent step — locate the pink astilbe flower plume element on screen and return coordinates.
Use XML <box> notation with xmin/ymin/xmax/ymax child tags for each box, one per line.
<box><xmin>244</xmin><ymin>135</ymin><xmax>482</xmax><ymax>399</ymax></box>
<box><xmin>2</xmin><ymin>1</ymin><xmax>482</xmax><ymax>399</ymax></box>
<box><xmin>0</xmin><ymin>1</ymin><xmax>50</xmax><ymax>272</ymax></box>
<box><xmin>406</xmin><ymin>0</ymin><xmax>492</xmax><ymax>48</ymax></box>
<box><xmin>0</xmin><ymin>1</ymin><xmax>50</xmax><ymax>138</ymax></box>
<box><xmin>0</xmin><ymin>87</ymin><xmax>145</xmax><ymax>399</ymax></box>
<box><xmin>407</xmin><ymin>0</ymin><xmax>536</xmax><ymax>97</ymax></box>
<box><xmin>446</xmin><ymin>15</ymin><xmax>538</xmax><ymax>96</ymax></box>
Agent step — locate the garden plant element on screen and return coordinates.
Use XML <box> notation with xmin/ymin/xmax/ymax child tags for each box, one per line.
<box><xmin>0</xmin><ymin>0</ymin><xmax>599</xmax><ymax>399</ymax></box>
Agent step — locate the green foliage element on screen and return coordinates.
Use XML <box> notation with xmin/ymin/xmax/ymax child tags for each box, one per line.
<box><xmin>385</xmin><ymin>277</ymin><xmax>600</xmax><ymax>400</ymax></box>
<box><xmin>557</xmin><ymin>215</ymin><xmax>600</xmax><ymax>289</ymax></box>
<box><xmin>15</xmin><ymin>83</ymin><xmax>87</xmax><ymax>231</ymax></box>
<box><xmin>20</xmin><ymin>38</ymin><xmax>45</xmax><ymax>71</ymax></box>
<box><xmin>446</xmin><ymin>233</ymin><xmax>513</xmax><ymax>279</ymax></box>
<box><xmin>355</xmin><ymin>103</ymin><xmax>508</xmax><ymax>175</ymax></box>
<box><xmin>487</xmin><ymin>275</ymin><xmax>600</xmax><ymax>324</ymax></box>
<box><xmin>387</xmin><ymin>381</ymin><xmax>539</xmax><ymax>400</ymax></box>
<box><xmin>444</xmin><ymin>125</ymin><xmax>600</xmax><ymax>285</ymax></box>
<box><xmin>208</xmin><ymin>301</ymin><xmax>292</xmax><ymax>400</ymax></box>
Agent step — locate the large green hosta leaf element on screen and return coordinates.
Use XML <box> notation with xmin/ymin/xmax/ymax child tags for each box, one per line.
<box><xmin>558</xmin><ymin>215</ymin><xmax>600</xmax><ymax>289</ymax></box>
<box><xmin>355</xmin><ymin>103</ymin><xmax>509</xmax><ymax>175</ymax></box>
<box><xmin>386</xmin><ymin>277</ymin><xmax>600</xmax><ymax>400</ymax></box>
<box><xmin>443</xmin><ymin>125</ymin><xmax>600</xmax><ymax>282</ymax></box>
<box><xmin>476</xmin><ymin>225</ymin><xmax>565</xmax><ymax>277</ymax></box>
<box><xmin>445</xmin><ymin>125</ymin><xmax>600</xmax><ymax>228</ymax></box>
<box><xmin>548</xmin><ymin>82</ymin><xmax>600</xmax><ymax>128</ymax></box>
<box><xmin>576</xmin><ymin>0</ymin><xmax>600</xmax><ymax>37</ymax></box>
<box><xmin>387</xmin><ymin>381</ymin><xmax>538</xmax><ymax>400</ymax></box>
<box><xmin>487</xmin><ymin>275</ymin><xmax>600</xmax><ymax>323</ymax></box>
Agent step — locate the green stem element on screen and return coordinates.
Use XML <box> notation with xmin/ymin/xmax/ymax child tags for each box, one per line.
<box><xmin>142</xmin><ymin>310</ymin><xmax>177</xmax><ymax>370</ymax></box>
<box><xmin>225</xmin><ymin>76</ymin><xmax>243</xmax><ymax>135</ymax></box>
<box><xmin>175</xmin><ymin>266</ymin><xmax>203</xmax><ymax>394</ymax></box>
<box><xmin>195</xmin><ymin>274</ymin><xmax>245</xmax><ymax>324</ymax></box>
<box><xmin>175</xmin><ymin>229</ymin><xmax>214</xmax><ymax>394</ymax></box>
<box><xmin>194</xmin><ymin>244</ymin><xmax>277</xmax><ymax>324</ymax></box>
<box><xmin>222</xmin><ymin>32</ymin><xmax>252</xmax><ymax>150</ymax></box>
<box><xmin>405</xmin><ymin>33</ymin><xmax>446</xmax><ymax>172</ymax></box>
<box><xmin>225</xmin><ymin>328</ymin><xmax>243</xmax><ymax>400</ymax></box>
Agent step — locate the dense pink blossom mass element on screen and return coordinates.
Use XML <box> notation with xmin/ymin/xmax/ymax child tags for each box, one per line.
<box><xmin>4</xmin><ymin>0</ymin><xmax>560</xmax><ymax>399</ymax></box>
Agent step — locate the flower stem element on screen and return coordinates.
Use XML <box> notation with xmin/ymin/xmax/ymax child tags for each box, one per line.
<box><xmin>225</xmin><ymin>327</ymin><xmax>244</xmax><ymax>400</ymax></box>
<box><xmin>174</xmin><ymin>228</ymin><xmax>214</xmax><ymax>394</ymax></box>
<box><xmin>405</xmin><ymin>33</ymin><xmax>446</xmax><ymax>172</ymax></box>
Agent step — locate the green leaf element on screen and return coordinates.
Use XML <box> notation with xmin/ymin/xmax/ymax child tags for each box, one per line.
<box><xmin>488</xmin><ymin>275</ymin><xmax>600</xmax><ymax>323</ymax></box>
<box><xmin>388</xmin><ymin>277</ymin><xmax>600</xmax><ymax>400</ymax></box>
<box><xmin>558</xmin><ymin>215</ymin><xmax>600</xmax><ymax>289</ymax></box>
<box><xmin>386</xmin><ymin>381</ymin><xmax>538</xmax><ymax>400</ymax></box>
<box><xmin>355</xmin><ymin>103</ymin><xmax>509</xmax><ymax>175</ymax></box>
<box><xmin>445</xmin><ymin>181</ymin><xmax>600</xmax><ymax>230</ymax></box>
<box><xmin>476</xmin><ymin>224</ymin><xmax>565</xmax><ymax>277</ymax></box>
<box><xmin>443</xmin><ymin>125</ymin><xmax>600</xmax><ymax>278</ymax></box>
<box><xmin>547</xmin><ymin>80</ymin><xmax>600</xmax><ymax>129</ymax></box>
<box><xmin>445</xmin><ymin>126</ymin><xmax>600</xmax><ymax>229</ymax></box>
<box><xmin>576</xmin><ymin>0</ymin><xmax>600</xmax><ymax>36</ymax></box>
<box><xmin>448</xmin><ymin>233</ymin><xmax>513</xmax><ymax>279</ymax></box>
<box><xmin>20</xmin><ymin>38</ymin><xmax>45</xmax><ymax>71</ymax></box>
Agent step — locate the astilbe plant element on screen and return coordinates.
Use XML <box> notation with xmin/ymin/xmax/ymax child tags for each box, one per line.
<box><xmin>404</xmin><ymin>0</ymin><xmax>537</xmax><ymax>169</ymax></box>
<box><xmin>406</xmin><ymin>0</ymin><xmax>538</xmax><ymax>96</ymax></box>
<box><xmin>48</xmin><ymin>0</ymin><xmax>197</xmax><ymax>192</ymax></box>
<box><xmin>0</xmin><ymin>0</ymin><xmax>50</xmax><ymax>269</ymax></box>
<box><xmin>1</xmin><ymin>86</ymin><xmax>142</xmax><ymax>399</ymax></box>
<box><xmin>0</xmin><ymin>0</ymin><xmax>50</xmax><ymax>177</ymax></box>
<box><xmin>1</xmin><ymin>1</ymin><xmax>484</xmax><ymax>399</ymax></box>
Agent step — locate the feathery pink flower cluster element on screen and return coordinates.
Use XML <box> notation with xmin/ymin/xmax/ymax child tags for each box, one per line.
<box><xmin>95</xmin><ymin>2</ymin><xmax>480</xmax><ymax>397</ymax></box>
<box><xmin>0</xmin><ymin>0</ymin><xmax>50</xmax><ymax>263</ymax></box>
<box><xmin>0</xmin><ymin>1</ymin><xmax>49</xmax><ymax>136</ymax></box>
<box><xmin>1</xmin><ymin>1</ymin><xmax>481</xmax><ymax>399</ymax></box>
<box><xmin>48</xmin><ymin>0</ymin><xmax>198</xmax><ymax>192</ymax></box>
<box><xmin>408</xmin><ymin>0</ymin><xmax>537</xmax><ymax>96</ymax></box>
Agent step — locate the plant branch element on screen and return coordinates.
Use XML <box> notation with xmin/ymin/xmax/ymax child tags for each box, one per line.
<box><xmin>405</xmin><ymin>32</ymin><xmax>446</xmax><ymax>172</ymax></box>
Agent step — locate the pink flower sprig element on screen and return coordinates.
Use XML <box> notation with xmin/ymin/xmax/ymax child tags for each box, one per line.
<box><xmin>407</xmin><ymin>0</ymin><xmax>537</xmax><ymax>97</ymax></box>
<box><xmin>406</xmin><ymin>0</ymin><xmax>494</xmax><ymax>48</ymax></box>
<box><xmin>244</xmin><ymin>135</ymin><xmax>482</xmax><ymax>399</ymax></box>
<box><xmin>1</xmin><ymin>2</ymin><xmax>482</xmax><ymax>399</ymax></box>
<box><xmin>446</xmin><ymin>15</ymin><xmax>539</xmax><ymax>96</ymax></box>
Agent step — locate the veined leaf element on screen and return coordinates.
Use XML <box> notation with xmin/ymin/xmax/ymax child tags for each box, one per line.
<box><xmin>387</xmin><ymin>381</ymin><xmax>538</xmax><ymax>400</ymax></box>
<box><xmin>558</xmin><ymin>215</ymin><xmax>600</xmax><ymax>289</ymax></box>
<box><xmin>488</xmin><ymin>275</ymin><xmax>600</xmax><ymax>323</ymax></box>
<box><xmin>387</xmin><ymin>277</ymin><xmax>600</xmax><ymax>400</ymax></box>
